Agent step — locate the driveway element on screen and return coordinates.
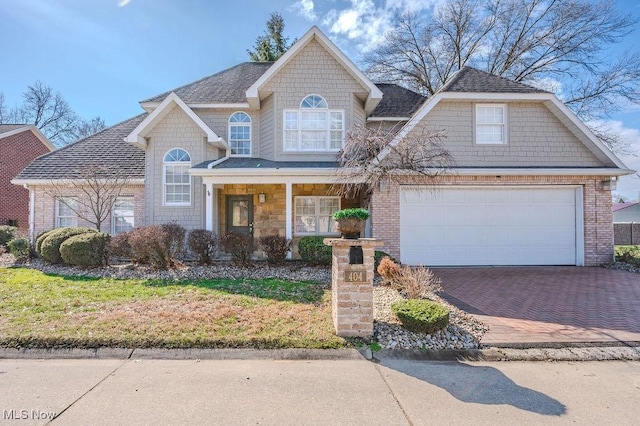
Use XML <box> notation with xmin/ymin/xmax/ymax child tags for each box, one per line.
<box><xmin>434</xmin><ymin>267</ymin><xmax>640</xmax><ymax>346</ymax></box>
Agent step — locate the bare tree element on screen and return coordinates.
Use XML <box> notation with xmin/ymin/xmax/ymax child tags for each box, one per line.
<box><xmin>74</xmin><ymin>116</ymin><xmax>106</xmax><ymax>140</ymax></box>
<box><xmin>333</xmin><ymin>125</ymin><xmax>453</xmax><ymax>203</ymax></box>
<box><xmin>364</xmin><ymin>0</ymin><xmax>640</xmax><ymax>125</ymax></box>
<box><xmin>0</xmin><ymin>92</ymin><xmax>6</xmax><ymax>123</ymax></box>
<box><xmin>45</xmin><ymin>165</ymin><xmax>131</xmax><ymax>231</ymax></box>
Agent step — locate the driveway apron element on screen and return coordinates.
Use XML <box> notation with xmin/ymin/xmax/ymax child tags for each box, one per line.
<box><xmin>435</xmin><ymin>267</ymin><xmax>640</xmax><ymax>346</ymax></box>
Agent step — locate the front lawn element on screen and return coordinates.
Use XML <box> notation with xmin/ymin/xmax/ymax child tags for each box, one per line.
<box><xmin>0</xmin><ymin>267</ymin><xmax>347</xmax><ymax>349</ymax></box>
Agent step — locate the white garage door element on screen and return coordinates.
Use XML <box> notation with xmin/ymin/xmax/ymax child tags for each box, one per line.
<box><xmin>400</xmin><ymin>187</ymin><xmax>581</xmax><ymax>266</ymax></box>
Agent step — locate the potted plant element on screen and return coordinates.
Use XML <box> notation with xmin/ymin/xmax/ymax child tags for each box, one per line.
<box><xmin>333</xmin><ymin>208</ymin><xmax>370</xmax><ymax>239</ymax></box>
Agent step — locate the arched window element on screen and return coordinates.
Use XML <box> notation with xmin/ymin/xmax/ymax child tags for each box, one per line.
<box><xmin>163</xmin><ymin>148</ymin><xmax>191</xmax><ymax>206</ymax></box>
<box><xmin>284</xmin><ymin>94</ymin><xmax>344</xmax><ymax>151</ymax></box>
<box><xmin>229</xmin><ymin>112</ymin><xmax>252</xmax><ymax>156</ymax></box>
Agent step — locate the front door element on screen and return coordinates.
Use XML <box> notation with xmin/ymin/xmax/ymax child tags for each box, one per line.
<box><xmin>226</xmin><ymin>195</ymin><xmax>254</xmax><ymax>236</ymax></box>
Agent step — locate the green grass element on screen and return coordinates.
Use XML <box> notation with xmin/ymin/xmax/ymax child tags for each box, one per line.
<box><xmin>0</xmin><ymin>267</ymin><xmax>347</xmax><ymax>349</ymax></box>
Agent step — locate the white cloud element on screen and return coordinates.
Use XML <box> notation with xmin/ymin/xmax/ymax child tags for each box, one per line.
<box><xmin>291</xmin><ymin>0</ymin><xmax>317</xmax><ymax>21</ymax></box>
<box><xmin>591</xmin><ymin>119</ymin><xmax>640</xmax><ymax>201</ymax></box>
<box><xmin>118</xmin><ymin>0</ymin><xmax>131</xmax><ymax>7</ymax></box>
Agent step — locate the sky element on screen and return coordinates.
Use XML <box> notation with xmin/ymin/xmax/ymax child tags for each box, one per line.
<box><xmin>1</xmin><ymin>0</ymin><xmax>639</xmax><ymax>200</ymax></box>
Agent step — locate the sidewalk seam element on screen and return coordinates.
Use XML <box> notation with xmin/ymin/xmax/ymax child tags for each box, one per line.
<box><xmin>373</xmin><ymin>363</ymin><xmax>414</xmax><ymax>426</ymax></box>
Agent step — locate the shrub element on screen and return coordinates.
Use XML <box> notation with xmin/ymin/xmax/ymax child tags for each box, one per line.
<box><xmin>615</xmin><ymin>246</ymin><xmax>640</xmax><ymax>266</ymax></box>
<box><xmin>7</xmin><ymin>238</ymin><xmax>30</xmax><ymax>261</ymax></box>
<box><xmin>187</xmin><ymin>229</ymin><xmax>218</xmax><ymax>265</ymax></box>
<box><xmin>35</xmin><ymin>229</ymin><xmax>55</xmax><ymax>256</ymax></box>
<box><xmin>392</xmin><ymin>299</ymin><xmax>450</xmax><ymax>334</ymax></box>
<box><xmin>220</xmin><ymin>232</ymin><xmax>254</xmax><ymax>267</ymax></box>
<box><xmin>374</xmin><ymin>251</ymin><xmax>396</xmax><ymax>270</ymax></box>
<box><xmin>40</xmin><ymin>228</ymin><xmax>97</xmax><ymax>264</ymax></box>
<box><xmin>0</xmin><ymin>225</ymin><xmax>17</xmax><ymax>246</ymax></box>
<box><xmin>377</xmin><ymin>256</ymin><xmax>401</xmax><ymax>283</ymax></box>
<box><xmin>298</xmin><ymin>236</ymin><xmax>332</xmax><ymax>266</ymax></box>
<box><xmin>60</xmin><ymin>232</ymin><xmax>110</xmax><ymax>268</ymax></box>
<box><xmin>258</xmin><ymin>234</ymin><xmax>291</xmax><ymax>265</ymax></box>
<box><xmin>332</xmin><ymin>208</ymin><xmax>370</xmax><ymax>221</ymax></box>
<box><xmin>128</xmin><ymin>224</ymin><xmax>186</xmax><ymax>269</ymax></box>
<box><xmin>107</xmin><ymin>231</ymin><xmax>134</xmax><ymax>260</ymax></box>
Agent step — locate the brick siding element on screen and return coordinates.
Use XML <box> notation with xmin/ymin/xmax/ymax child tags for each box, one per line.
<box><xmin>0</xmin><ymin>130</ymin><xmax>52</xmax><ymax>230</ymax></box>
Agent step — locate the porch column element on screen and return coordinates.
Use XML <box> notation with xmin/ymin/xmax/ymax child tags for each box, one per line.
<box><xmin>205</xmin><ymin>181</ymin><xmax>214</xmax><ymax>231</ymax></box>
<box><xmin>285</xmin><ymin>181</ymin><xmax>292</xmax><ymax>259</ymax></box>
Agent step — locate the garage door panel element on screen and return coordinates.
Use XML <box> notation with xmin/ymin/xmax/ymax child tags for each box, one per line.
<box><xmin>400</xmin><ymin>187</ymin><xmax>578</xmax><ymax>266</ymax></box>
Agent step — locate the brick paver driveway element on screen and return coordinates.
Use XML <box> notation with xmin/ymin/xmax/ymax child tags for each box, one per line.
<box><xmin>435</xmin><ymin>267</ymin><xmax>640</xmax><ymax>346</ymax></box>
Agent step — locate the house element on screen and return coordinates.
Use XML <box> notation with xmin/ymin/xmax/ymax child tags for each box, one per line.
<box><xmin>12</xmin><ymin>26</ymin><xmax>633</xmax><ymax>266</ymax></box>
<box><xmin>613</xmin><ymin>201</ymin><xmax>640</xmax><ymax>223</ymax></box>
<box><xmin>0</xmin><ymin>124</ymin><xmax>55</xmax><ymax>232</ymax></box>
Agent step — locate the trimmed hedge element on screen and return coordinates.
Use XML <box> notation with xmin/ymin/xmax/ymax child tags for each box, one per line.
<box><xmin>40</xmin><ymin>227</ymin><xmax>97</xmax><ymax>264</ymax></box>
<box><xmin>391</xmin><ymin>299</ymin><xmax>449</xmax><ymax>334</ymax></box>
<box><xmin>60</xmin><ymin>232</ymin><xmax>110</xmax><ymax>268</ymax></box>
<box><xmin>220</xmin><ymin>232</ymin><xmax>254</xmax><ymax>267</ymax></box>
<box><xmin>35</xmin><ymin>229</ymin><xmax>55</xmax><ymax>256</ymax></box>
<box><xmin>187</xmin><ymin>229</ymin><xmax>218</xmax><ymax>265</ymax></box>
<box><xmin>258</xmin><ymin>234</ymin><xmax>291</xmax><ymax>265</ymax></box>
<box><xmin>298</xmin><ymin>236</ymin><xmax>332</xmax><ymax>266</ymax></box>
<box><xmin>0</xmin><ymin>225</ymin><xmax>17</xmax><ymax>246</ymax></box>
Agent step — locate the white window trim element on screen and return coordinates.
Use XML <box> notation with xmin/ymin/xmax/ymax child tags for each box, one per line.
<box><xmin>294</xmin><ymin>196</ymin><xmax>341</xmax><ymax>236</ymax></box>
<box><xmin>283</xmin><ymin>94</ymin><xmax>344</xmax><ymax>152</ymax></box>
<box><xmin>55</xmin><ymin>197</ymin><xmax>78</xmax><ymax>228</ymax></box>
<box><xmin>163</xmin><ymin>148</ymin><xmax>192</xmax><ymax>207</ymax></box>
<box><xmin>111</xmin><ymin>197</ymin><xmax>135</xmax><ymax>235</ymax></box>
<box><xmin>228</xmin><ymin>111</ymin><xmax>252</xmax><ymax>157</ymax></box>
<box><xmin>475</xmin><ymin>103</ymin><xmax>508</xmax><ymax>145</ymax></box>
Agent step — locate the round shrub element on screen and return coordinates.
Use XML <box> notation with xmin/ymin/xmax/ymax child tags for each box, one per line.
<box><xmin>298</xmin><ymin>236</ymin><xmax>332</xmax><ymax>266</ymax></box>
<box><xmin>258</xmin><ymin>234</ymin><xmax>291</xmax><ymax>265</ymax></box>
<box><xmin>107</xmin><ymin>231</ymin><xmax>134</xmax><ymax>261</ymax></box>
<box><xmin>40</xmin><ymin>227</ymin><xmax>97</xmax><ymax>264</ymax></box>
<box><xmin>187</xmin><ymin>229</ymin><xmax>218</xmax><ymax>265</ymax></box>
<box><xmin>128</xmin><ymin>224</ymin><xmax>186</xmax><ymax>269</ymax></box>
<box><xmin>60</xmin><ymin>232</ymin><xmax>110</xmax><ymax>268</ymax></box>
<box><xmin>220</xmin><ymin>232</ymin><xmax>254</xmax><ymax>267</ymax></box>
<box><xmin>7</xmin><ymin>237</ymin><xmax>31</xmax><ymax>261</ymax></box>
<box><xmin>332</xmin><ymin>208</ymin><xmax>370</xmax><ymax>221</ymax></box>
<box><xmin>391</xmin><ymin>299</ymin><xmax>450</xmax><ymax>334</ymax></box>
<box><xmin>35</xmin><ymin>229</ymin><xmax>55</xmax><ymax>256</ymax></box>
<box><xmin>0</xmin><ymin>225</ymin><xmax>17</xmax><ymax>246</ymax></box>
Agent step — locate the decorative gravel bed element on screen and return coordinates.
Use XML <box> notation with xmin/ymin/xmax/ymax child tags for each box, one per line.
<box><xmin>1</xmin><ymin>255</ymin><xmax>487</xmax><ymax>350</ymax></box>
<box><xmin>603</xmin><ymin>261</ymin><xmax>640</xmax><ymax>274</ymax></box>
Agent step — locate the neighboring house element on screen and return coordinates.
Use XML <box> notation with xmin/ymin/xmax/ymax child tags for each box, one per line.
<box><xmin>0</xmin><ymin>124</ymin><xmax>55</xmax><ymax>232</ymax></box>
<box><xmin>613</xmin><ymin>202</ymin><xmax>640</xmax><ymax>222</ymax></box>
<box><xmin>13</xmin><ymin>26</ymin><xmax>633</xmax><ymax>266</ymax></box>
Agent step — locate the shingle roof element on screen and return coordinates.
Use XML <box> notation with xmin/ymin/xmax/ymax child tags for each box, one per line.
<box><xmin>370</xmin><ymin>84</ymin><xmax>427</xmax><ymax>118</ymax></box>
<box><xmin>441</xmin><ymin>66</ymin><xmax>549</xmax><ymax>94</ymax></box>
<box><xmin>613</xmin><ymin>202</ymin><xmax>639</xmax><ymax>212</ymax></box>
<box><xmin>15</xmin><ymin>114</ymin><xmax>147</xmax><ymax>181</ymax></box>
<box><xmin>143</xmin><ymin>62</ymin><xmax>275</xmax><ymax>104</ymax></box>
<box><xmin>0</xmin><ymin>124</ymin><xmax>29</xmax><ymax>135</ymax></box>
<box><xmin>194</xmin><ymin>158</ymin><xmax>338</xmax><ymax>169</ymax></box>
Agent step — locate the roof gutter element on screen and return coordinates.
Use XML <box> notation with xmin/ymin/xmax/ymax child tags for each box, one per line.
<box><xmin>10</xmin><ymin>178</ymin><xmax>146</xmax><ymax>186</ymax></box>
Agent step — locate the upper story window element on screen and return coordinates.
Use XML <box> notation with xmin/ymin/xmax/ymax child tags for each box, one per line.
<box><xmin>229</xmin><ymin>112</ymin><xmax>252</xmax><ymax>156</ymax></box>
<box><xmin>284</xmin><ymin>95</ymin><xmax>344</xmax><ymax>152</ymax></box>
<box><xmin>476</xmin><ymin>104</ymin><xmax>507</xmax><ymax>144</ymax></box>
<box><xmin>163</xmin><ymin>148</ymin><xmax>191</xmax><ymax>206</ymax></box>
<box><xmin>56</xmin><ymin>198</ymin><xmax>77</xmax><ymax>228</ymax></box>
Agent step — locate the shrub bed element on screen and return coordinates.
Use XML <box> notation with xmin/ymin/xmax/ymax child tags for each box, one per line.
<box><xmin>60</xmin><ymin>232</ymin><xmax>110</xmax><ymax>268</ymax></box>
<box><xmin>298</xmin><ymin>236</ymin><xmax>332</xmax><ymax>266</ymax></box>
<box><xmin>40</xmin><ymin>228</ymin><xmax>97</xmax><ymax>264</ymax></box>
<box><xmin>391</xmin><ymin>299</ymin><xmax>450</xmax><ymax>334</ymax></box>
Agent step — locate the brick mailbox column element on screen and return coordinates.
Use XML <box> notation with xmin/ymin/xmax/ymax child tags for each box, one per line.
<box><xmin>323</xmin><ymin>238</ymin><xmax>383</xmax><ymax>338</ymax></box>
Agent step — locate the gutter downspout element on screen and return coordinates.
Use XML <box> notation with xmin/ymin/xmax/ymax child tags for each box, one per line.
<box><xmin>23</xmin><ymin>184</ymin><xmax>35</xmax><ymax>243</ymax></box>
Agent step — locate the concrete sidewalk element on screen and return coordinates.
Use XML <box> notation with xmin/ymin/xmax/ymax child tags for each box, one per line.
<box><xmin>1</xmin><ymin>356</ymin><xmax>639</xmax><ymax>425</ymax></box>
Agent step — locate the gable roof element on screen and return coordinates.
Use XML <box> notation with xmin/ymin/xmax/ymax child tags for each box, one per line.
<box><xmin>613</xmin><ymin>202</ymin><xmax>640</xmax><ymax>212</ymax></box>
<box><xmin>13</xmin><ymin>115</ymin><xmax>146</xmax><ymax>182</ymax></box>
<box><xmin>441</xmin><ymin>66</ymin><xmax>550</xmax><ymax>94</ymax></box>
<box><xmin>0</xmin><ymin>124</ymin><xmax>56</xmax><ymax>152</ymax></box>
<box><xmin>142</xmin><ymin>62</ymin><xmax>274</xmax><ymax>105</ymax></box>
<box><xmin>370</xmin><ymin>84</ymin><xmax>427</xmax><ymax>118</ymax></box>
<box><xmin>246</xmin><ymin>26</ymin><xmax>383</xmax><ymax>113</ymax></box>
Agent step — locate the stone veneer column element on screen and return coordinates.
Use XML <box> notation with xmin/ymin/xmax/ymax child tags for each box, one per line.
<box><xmin>323</xmin><ymin>238</ymin><xmax>383</xmax><ymax>338</ymax></box>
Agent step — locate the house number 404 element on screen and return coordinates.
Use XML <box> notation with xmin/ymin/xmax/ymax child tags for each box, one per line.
<box><xmin>344</xmin><ymin>271</ymin><xmax>365</xmax><ymax>283</ymax></box>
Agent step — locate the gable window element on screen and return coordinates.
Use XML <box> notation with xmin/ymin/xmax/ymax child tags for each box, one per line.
<box><xmin>56</xmin><ymin>198</ymin><xmax>77</xmax><ymax>228</ymax></box>
<box><xmin>229</xmin><ymin>112</ymin><xmax>252</xmax><ymax>156</ymax></box>
<box><xmin>163</xmin><ymin>148</ymin><xmax>191</xmax><ymax>206</ymax></box>
<box><xmin>294</xmin><ymin>196</ymin><xmax>341</xmax><ymax>235</ymax></box>
<box><xmin>112</xmin><ymin>197</ymin><xmax>135</xmax><ymax>235</ymax></box>
<box><xmin>284</xmin><ymin>95</ymin><xmax>344</xmax><ymax>152</ymax></box>
<box><xmin>476</xmin><ymin>104</ymin><xmax>507</xmax><ymax>144</ymax></box>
